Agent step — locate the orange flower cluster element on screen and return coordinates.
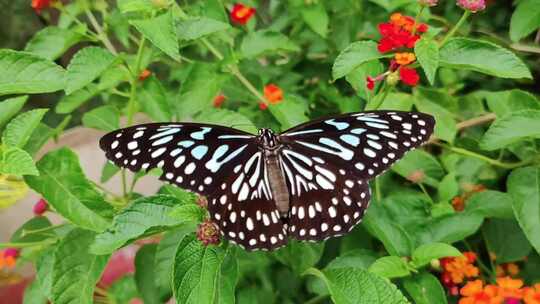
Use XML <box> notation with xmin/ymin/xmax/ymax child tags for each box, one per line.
<box><xmin>259</xmin><ymin>83</ymin><xmax>284</xmax><ymax>111</ymax></box>
<box><xmin>0</xmin><ymin>248</ymin><xmax>19</xmax><ymax>271</ymax></box>
<box><xmin>367</xmin><ymin>13</ymin><xmax>429</xmax><ymax>90</ymax></box>
<box><xmin>459</xmin><ymin>277</ymin><xmax>540</xmax><ymax>304</ymax></box>
<box><xmin>441</xmin><ymin>252</ymin><xmax>480</xmax><ymax>286</ymax></box>
<box><xmin>496</xmin><ymin>263</ymin><xmax>520</xmax><ymax>278</ymax></box>
<box><xmin>230</xmin><ymin>3</ymin><xmax>256</xmax><ymax>25</ymax></box>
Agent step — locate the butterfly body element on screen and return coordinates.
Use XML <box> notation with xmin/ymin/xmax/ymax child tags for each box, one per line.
<box><xmin>100</xmin><ymin>111</ymin><xmax>435</xmax><ymax>251</ymax></box>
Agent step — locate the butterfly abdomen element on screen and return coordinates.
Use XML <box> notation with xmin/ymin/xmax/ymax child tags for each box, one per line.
<box><xmin>265</xmin><ymin>151</ymin><xmax>290</xmax><ymax>216</ymax></box>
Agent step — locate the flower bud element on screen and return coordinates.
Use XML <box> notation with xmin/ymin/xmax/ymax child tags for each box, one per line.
<box><xmin>386</xmin><ymin>71</ymin><xmax>400</xmax><ymax>86</ymax></box>
<box><xmin>197</xmin><ymin>195</ymin><xmax>208</xmax><ymax>209</ymax></box>
<box><xmin>406</xmin><ymin>170</ymin><xmax>425</xmax><ymax>183</ymax></box>
<box><xmin>457</xmin><ymin>0</ymin><xmax>486</xmax><ymax>12</ymax></box>
<box><xmin>33</xmin><ymin>198</ymin><xmax>49</xmax><ymax>216</ymax></box>
<box><xmin>196</xmin><ymin>220</ymin><xmax>220</xmax><ymax>246</ymax></box>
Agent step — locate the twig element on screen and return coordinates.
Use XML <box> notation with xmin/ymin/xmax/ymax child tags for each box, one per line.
<box><xmin>456</xmin><ymin>113</ymin><xmax>496</xmax><ymax>131</ymax></box>
<box><xmin>85</xmin><ymin>10</ymin><xmax>118</xmax><ymax>55</ymax></box>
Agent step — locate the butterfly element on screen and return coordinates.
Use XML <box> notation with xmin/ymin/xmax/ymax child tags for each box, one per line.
<box><xmin>100</xmin><ymin>111</ymin><xmax>435</xmax><ymax>251</ymax></box>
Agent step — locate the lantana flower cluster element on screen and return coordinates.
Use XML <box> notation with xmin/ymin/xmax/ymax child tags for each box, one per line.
<box><xmin>437</xmin><ymin>250</ymin><xmax>539</xmax><ymax>304</ymax></box>
<box><xmin>0</xmin><ymin>248</ymin><xmax>20</xmax><ymax>271</ymax></box>
<box><xmin>367</xmin><ymin>13</ymin><xmax>429</xmax><ymax>90</ymax></box>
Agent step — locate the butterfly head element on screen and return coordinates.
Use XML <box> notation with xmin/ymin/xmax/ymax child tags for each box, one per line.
<box><xmin>258</xmin><ymin>128</ymin><xmax>278</xmax><ymax>149</ymax></box>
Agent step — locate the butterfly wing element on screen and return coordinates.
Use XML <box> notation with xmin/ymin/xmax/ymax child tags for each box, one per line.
<box><xmin>278</xmin><ymin>110</ymin><xmax>435</xmax><ymax>241</ymax></box>
<box><xmin>100</xmin><ymin>122</ymin><xmax>287</xmax><ymax>250</ymax></box>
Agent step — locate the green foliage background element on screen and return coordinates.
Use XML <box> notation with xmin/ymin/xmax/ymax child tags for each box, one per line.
<box><xmin>0</xmin><ymin>0</ymin><xmax>539</xmax><ymax>303</ymax></box>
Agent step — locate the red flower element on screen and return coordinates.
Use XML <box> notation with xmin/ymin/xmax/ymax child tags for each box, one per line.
<box><xmin>376</xmin><ymin>13</ymin><xmax>428</xmax><ymax>53</ymax></box>
<box><xmin>138</xmin><ymin>69</ymin><xmax>151</xmax><ymax>81</ymax></box>
<box><xmin>399</xmin><ymin>66</ymin><xmax>420</xmax><ymax>86</ymax></box>
<box><xmin>264</xmin><ymin>84</ymin><xmax>284</xmax><ymax>104</ymax></box>
<box><xmin>230</xmin><ymin>3</ymin><xmax>256</xmax><ymax>25</ymax></box>
<box><xmin>31</xmin><ymin>0</ymin><xmax>52</xmax><ymax>13</ymax></box>
<box><xmin>33</xmin><ymin>198</ymin><xmax>49</xmax><ymax>216</ymax></box>
<box><xmin>259</xmin><ymin>102</ymin><xmax>268</xmax><ymax>111</ymax></box>
<box><xmin>366</xmin><ymin>76</ymin><xmax>375</xmax><ymax>90</ymax></box>
<box><xmin>213</xmin><ymin>94</ymin><xmax>226</xmax><ymax>108</ymax></box>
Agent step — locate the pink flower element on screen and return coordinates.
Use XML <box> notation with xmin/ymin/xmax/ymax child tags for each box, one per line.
<box><xmin>457</xmin><ymin>0</ymin><xmax>486</xmax><ymax>12</ymax></box>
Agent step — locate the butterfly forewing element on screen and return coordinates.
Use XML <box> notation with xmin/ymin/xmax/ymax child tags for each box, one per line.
<box><xmin>280</xmin><ymin>111</ymin><xmax>435</xmax><ymax>180</ymax></box>
<box><xmin>100</xmin><ymin>122</ymin><xmax>287</xmax><ymax>250</ymax></box>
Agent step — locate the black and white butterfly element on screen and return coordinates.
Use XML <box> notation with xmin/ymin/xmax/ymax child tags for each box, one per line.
<box><xmin>100</xmin><ymin>111</ymin><xmax>435</xmax><ymax>251</ymax></box>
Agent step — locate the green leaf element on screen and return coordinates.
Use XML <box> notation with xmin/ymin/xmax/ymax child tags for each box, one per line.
<box><xmin>363</xmin><ymin>205</ymin><xmax>414</xmax><ymax>256</ymax></box>
<box><xmin>25</xmin><ymin>148</ymin><xmax>113</xmax><ymax>232</ymax></box>
<box><xmin>65</xmin><ymin>47</ymin><xmax>116</xmax><ymax>95</ymax></box>
<box><xmin>0</xmin><ymin>50</ymin><xmax>65</xmax><ymax>96</ymax></box>
<box><xmin>480</xmin><ymin>110</ymin><xmax>540</xmax><ymax>151</ymax></box>
<box><xmin>465</xmin><ymin>190</ymin><xmax>514</xmax><ymax>219</ymax></box>
<box><xmin>130</xmin><ymin>11</ymin><xmax>180</xmax><ymax>61</ymax></box>
<box><xmin>0</xmin><ymin>147</ymin><xmax>38</xmax><ymax>176</ymax></box>
<box><xmin>345</xmin><ymin>60</ymin><xmax>384</xmax><ymax>100</ymax></box>
<box><xmin>117</xmin><ymin>0</ymin><xmax>154</xmax><ymax>13</ymax></box>
<box><xmin>273</xmin><ymin>240</ymin><xmax>324</xmax><ymax>275</ymax></box>
<box><xmin>23</xmin><ymin>123</ymin><xmax>55</xmax><ymax>157</ymax></box>
<box><xmin>414</xmin><ymin>37</ymin><xmax>439</xmax><ymax>85</ymax></box>
<box><xmin>51</xmin><ymin>229</ymin><xmax>110</xmax><ymax>304</ymax></box>
<box><xmin>10</xmin><ymin>217</ymin><xmax>53</xmax><ymax>244</ymax></box>
<box><xmin>439</xmin><ymin>38</ymin><xmax>532</xmax><ymax>79</ymax></box>
<box><xmin>168</xmin><ymin>203</ymin><xmax>206</xmax><ymax>223</ymax></box>
<box><xmin>2</xmin><ymin>109</ymin><xmax>48</xmax><ymax>148</ymax></box>
<box><xmin>418</xmin><ymin>212</ymin><xmax>483</xmax><ymax>245</ymax></box>
<box><xmin>135</xmin><ymin>244</ymin><xmax>160</xmax><ymax>304</ymax></box>
<box><xmin>194</xmin><ymin>109</ymin><xmax>257</xmax><ymax>134</ymax></box>
<box><xmin>35</xmin><ymin>248</ymin><xmax>55</xmax><ymax>299</ymax></box>
<box><xmin>437</xmin><ymin>173</ymin><xmax>459</xmax><ymax>202</ymax></box>
<box><xmin>55</xmin><ymin>84</ymin><xmax>100</xmax><ymax>114</ymax></box>
<box><xmin>402</xmin><ymin>272</ymin><xmax>447</xmax><ymax>304</ymax></box>
<box><xmin>172</xmin><ymin>235</ymin><xmax>226</xmax><ymax>304</ymax></box>
<box><xmin>268</xmin><ymin>97</ymin><xmax>310</xmax><ymax>130</ymax></box>
<box><xmin>155</xmin><ymin>227</ymin><xmax>193</xmax><ymax>293</ymax></box>
<box><xmin>410</xmin><ymin>243</ymin><xmax>461</xmax><ymax>268</ymax></box>
<box><xmin>176</xmin><ymin>63</ymin><xmax>226</xmax><ymax>118</ymax></box>
<box><xmin>332</xmin><ymin>41</ymin><xmax>388</xmax><ymax>80</ymax></box>
<box><xmin>327</xmin><ymin>249</ymin><xmax>378</xmax><ymax>270</ymax></box>
<box><xmin>301</xmin><ymin>2</ymin><xmax>329</xmax><ymax>38</ymax></box>
<box><xmin>241</xmin><ymin>30</ymin><xmax>300</xmax><ymax>58</ymax></box>
<box><xmin>100</xmin><ymin>161</ymin><xmax>120</xmax><ymax>183</ymax></box>
<box><xmin>484</xmin><ymin>89</ymin><xmax>540</xmax><ymax>117</ymax></box>
<box><xmin>392</xmin><ymin>150</ymin><xmax>445</xmax><ymax>187</ymax></box>
<box><xmin>414</xmin><ymin>88</ymin><xmax>457</xmax><ymax>143</ymax></box>
<box><xmin>81</xmin><ymin>105</ymin><xmax>120</xmax><ymax>132</ymax></box>
<box><xmin>139</xmin><ymin>76</ymin><xmax>173</xmax><ymax>121</ymax></box>
<box><xmin>107</xmin><ymin>275</ymin><xmax>140</xmax><ymax>304</ymax></box>
<box><xmin>0</xmin><ymin>96</ymin><xmax>28</xmax><ymax>129</ymax></box>
<box><xmin>508</xmin><ymin>166</ymin><xmax>540</xmax><ymax>255</ymax></box>
<box><xmin>304</xmin><ymin>267</ymin><xmax>410</xmax><ymax>304</ymax></box>
<box><xmin>23</xmin><ymin>278</ymin><xmax>48</xmax><ymax>304</ymax></box>
<box><xmin>510</xmin><ymin>0</ymin><xmax>540</xmax><ymax>41</ymax></box>
<box><xmin>91</xmin><ymin>195</ymin><xmax>194</xmax><ymax>254</ymax></box>
<box><xmin>368</xmin><ymin>256</ymin><xmax>410</xmax><ymax>279</ymax></box>
<box><xmin>24</xmin><ymin>26</ymin><xmax>85</xmax><ymax>60</ymax></box>
<box><xmin>483</xmin><ymin>219</ymin><xmax>532</xmax><ymax>263</ymax></box>
<box><xmin>177</xmin><ymin>17</ymin><xmax>231</xmax><ymax>40</ymax></box>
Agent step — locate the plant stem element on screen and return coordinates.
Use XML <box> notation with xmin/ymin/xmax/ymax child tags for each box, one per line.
<box><xmin>0</xmin><ymin>240</ymin><xmax>57</xmax><ymax>248</ymax></box>
<box><xmin>418</xmin><ymin>183</ymin><xmax>434</xmax><ymax>205</ymax></box>
<box><xmin>375</xmin><ymin>177</ymin><xmax>382</xmax><ymax>202</ymax></box>
<box><xmin>411</xmin><ymin>6</ymin><xmax>425</xmax><ymax>36</ymax></box>
<box><xmin>365</xmin><ymin>84</ymin><xmax>391</xmax><ymax>110</ymax></box>
<box><xmin>20</xmin><ymin>224</ymin><xmax>66</xmax><ymax>237</ymax></box>
<box><xmin>85</xmin><ymin>9</ymin><xmax>118</xmax><ymax>55</ymax></box>
<box><xmin>440</xmin><ymin>10</ymin><xmax>471</xmax><ymax>46</ymax></box>
<box><xmin>126</xmin><ymin>36</ymin><xmax>146</xmax><ymax>126</ymax></box>
<box><xmin>438</xmin><ymin>144</ymin><xmax>535</xmax><ymax>169</ymax></box>
<box><xmin>200</xmin><ymin>37</ymin><xmax>270</xmax><ymax>105</ymax></box>
<box><xmin>91</xmin><ymin>180</ymin><xmax>118</xmax><ymax>197</ymax></box>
